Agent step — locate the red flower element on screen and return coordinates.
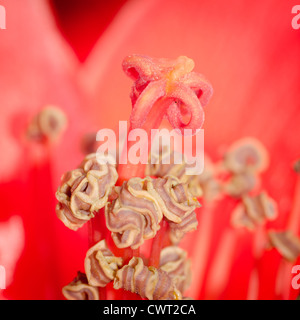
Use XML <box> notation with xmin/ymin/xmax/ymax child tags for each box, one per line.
<box><xmin>1</xmin><ymin>0</ymin><xmax>300</xmax><ymax>300</ymax></box>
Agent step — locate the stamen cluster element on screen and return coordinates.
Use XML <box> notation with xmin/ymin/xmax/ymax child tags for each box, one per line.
<box><xmin>56</xmin><ymin>54</ymin><xmax>213</xmax><ymax>300</ymax></box>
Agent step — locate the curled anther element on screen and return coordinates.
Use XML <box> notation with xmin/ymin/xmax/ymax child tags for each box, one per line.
<box><xmin>293</xmin><ymin>160</ymin><xmax>300</xmax><ymax>173</ymax></box>
<box><xmin>168</xmin><ymin>210</ymin><xmax>198</xmax><ymax>244</ymax></box>
<box><xmin>105</xmin><ymin>175</ymin><xmax>199</xmax><ymax>249</ymax></box>
<box><xmin>146</xmin><ymin>148</ymin><xmax>201</xmax><ymax>197</ymax></box>
<box><xmin>146</xmin><ymin>148</ymin><xmax>220</xmax><ymax>200</ymax></box>
<box><xmin>113</xmin><ymin>257</ymin><xmax>182</xmax><ymax>300</ymax></box>
<box><xmin>56</xmin><ymin>153</ymin><xmax>118</xmax><ymax>230</ymax></box>
<box><xmin>268</xmin><ymin>230</ymin><xmax>300</xmax><ymax>262</ymax></box>
<box><xmin>224</xmin><ymin>170</ymin><xmax>259</xmax><ymax>198</ymax></box>
<box><xmin>231</xmin><ymin>191</ymin><xmax>278</xmax><ymax>230</ymax></box>
<box><xmin>150</xmin><ymin>176</ymin><xmax>200</xmax><ymax>244</ymax></box>
<box><xmin>224</xmin><ymin>137</ymin><xmax>269</xmax><ymax>174</ymax></box>
<box><xmin>62</xmin><ymin>271</ymin><xmax>99</xmax><ymax>300</ymax></box>
<box><xmin>160</xmin><ymin>246</ymin><xmax>192</xmax><ymax>292</ymax></box>
<box><xmin>84</xmin><ymin>240</ymin><xmax>123</xmax><ymax>287</ymax></box>
<box><xmin>151</xmin><ymin>176</ymin><xmax>200</xmax><ymax>224</ymax></box>
<box><xmin>26</xmin><ymin>105</ymin><xmax>67</xmax><ymax>143</ymax></box>
<box><xmin>222</xmin><ymin>138</ymin><xmax>270</xmax><ymax>198</ymax></box>
<box><xmin>105</xmin><ymin>177</ymin><xmax>163</xmax><ymax>249</ymax></box>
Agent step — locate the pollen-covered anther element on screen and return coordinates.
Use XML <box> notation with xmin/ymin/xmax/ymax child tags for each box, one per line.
<box><xmin>231</xmin><ymin>191</ymin><xmax>278</xmax><ymax>230</ymax></box>
<box><xmin>26</xmin><ymin>105</ymin><xmax>67</xmax><ymax>143</ymax></box>
<box><xmin>222</xmin><ymin>138</ymin><xmax>269</xmax><ymax>198</ymax></box>
<box><xmin>268</xmin><ymin>230</ymin><xmax>300</xmax><ymax>262</ymax></box>
<box><xmin>146</xmin><ymin>148</ymin><xmax>201</xmax><ymax>197</ymax></box>
<box><xmin>105</xmin><ymin>177</ymin><xmax>163</xmax><ymax>249</ymax></box>
<box><xmin>56</xmin><ymin>153</ymin><xmax>118</xmax><ymax>230</ymax></box>
<box><xmin>224</xmin><ymin>170</ymin><xmax>259</xmax><ymax>198</ymax></box>
<box><xmin>150</xmin><ymin>176</ymin><xmax>199</xmax><ymax>244</ymax></box>
<box><xmin>62</xmin><ymin>271</ymin><xmax>99</xmax><ymax>300</ymax></box>
<box><xmin>294</xmin><ymin>160</ymin><xmax>300</xmax><ymax>174</ymax></box>
<box><xmin>151</xmin><ymin>175</ymin><xmax>200</xmax><ymax>223</ymax></box>
<box><xmin>113</xmin><ymin>257</ymin><xmax>182</xmax><ymax>300</ymax></box>
<box><xmin>81</xmin><ymin>132</ymin><xmax>98</xmax><ymax>155</ymax></box>
<box><xmin>159</xmin><ymin>246</ymin><xmax>192</xmax><ymax>293</ymax></box>
<box><xmin>146</xmin><ymin>148</ymin><xmax>220</xmax><ymax>201</ymax></box>
<box><xmin>224</xmin><ymin>137</ymin><xmax>269</xmax><ymax>174</ymax></box>
<box><xmin>146</xmin><ymin>148</ymin><xmax>186</xmax><ymax>181</ymax></box>
<box><xmin>84</xmin><ymin>240</ymin><xmax>123</xmax><ymax>287</ymax></box>
<box><xmin>169</xmin><ymin>211</ymin><xmax>198</xmax><ymax>245</ymax></box>
<box><xmin>194</xmin><ymin>157</ymin><xmax>221</xmax><ymax>202</ymax></box>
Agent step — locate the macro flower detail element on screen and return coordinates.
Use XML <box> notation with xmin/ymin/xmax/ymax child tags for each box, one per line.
<box><xmin>169</xmin><ymin>210</ymin><xmax>198</xmax><ymax>245</ymax></box>
<box><xmin>146</xmin><ymin>148</ymin><xmax>219</xmax><ymax>200</ymax></box>
<box><xmin>159</xmin><ymin>246</ymin><xmax>192</xmax><ymax>293</ymax></box>
<box><xmin>223</xmin><ymin>138</ymin><xmax>269</xmax><ymax>174</ymax></box>
<box><xmin>231</xmin><ymin>192</ymin><xmax>278</xmax><ymax>230</ymax></box>
<box><xmin>62</xmin><ymin>271</ymin><xmax>99</xmax><ymax>300</ymax></box>
<box><xmin>55</xmin><ymin>54</ymin><xmax>211</xmax><ymax>300</ymax></box>
<box><xmin>105</xmin><ymin>175</ymin><xmax>199</xmax><ymax>249</ymax></box>
<box><xmin>146</xmin><ymin>148</ymin><xmax>202</xmax><ymax>198</ymax></box>
<box><xmin>2</xmin><ymin>0</ymin><xmax>299</xmax><ymax>302</ymax></box>
<box><xmin>224</xmin><ymin>171</ymin><xmax>258</xmax><ymax>198</ymax></box>
<box><xmin>151</xmin><ymin>176</ymin><xmax>199</xmax><ymax>224</ymax></box>
<box><xmin>84</xmin><ymin>240</ymin><xmax>123</xmax><ymax>287</ymax></box>
<box><xmin>56</xmin><ymin>153</ymin><xmax>118</xmax><ymax>230</ymax></box>
<box><xmin>113</xmin><ymin>257</ymin><xmax>182</xmax><ymax>300</ymax></box>
<box><xmin>294</xmin><ymin>160</ymin><xmax>300</xmax><ymax>173</ymax></box>
<box><xmin>122</xmin><ymin>54</ymin><xmax>213</xmax><ymax>134</ymax></box>
<box><xmin>145</xmin><ymin>148</ymin><xmax>186</xmax><ymax>179</ymax></box>
<box><xmin>105</xmin><ymin>177</ymin><xmax>163</xmax><ymax>249</ymax></box>
<box><xmin>222</xmin><ymin>138</ymin><xmax>269</xmax><ymax>198</ymax></box>
<box><xmin>268</xmin><ymin>231</ymin><xmax>300</xmax><ymax>262</ymax></box>
<box><xmin>118</xmin><ymin>54</ymin><xmax>213</xmax><ymax>182</ymax></box>
<box><xmin>26</xmin><ymin>105</ymin><xmax>67</xmax><ymax>144</ymax></box>
<box><xmin>194</xmin><ymin>157</ymin><xmax>221</xmax><ymax>202</ymax></box>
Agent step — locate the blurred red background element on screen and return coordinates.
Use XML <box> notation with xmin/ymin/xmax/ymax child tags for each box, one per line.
<box><xmin>0</xmin><ymin>0</ymin><xmax>299</xmax><ymax>299</ymax></box>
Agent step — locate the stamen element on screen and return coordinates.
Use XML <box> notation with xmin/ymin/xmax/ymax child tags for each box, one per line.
<box><xmin>274</xmin><ymin>160</ymin><xmax>300</xmax><ymax>299</ymax></box>
<box><xmin>55</xmin><ymin>154</ymin><xmax>118</xmax><ymax>231</ymax></box>
<box><xmin>113</xmin><ymin>257</ymin><xmax>182</xmax><ymax>300</ymax></box>
<box><xmin>224</xmin><ymin>137</ymin><xmax>269</xmax><ymax>174</ymax></box>
<box><xmin>205</xmin><ymin>229</ymin><xmax>239</xmax><ymax>299</ymax></box>
<box><xmin>26</xmin><ymin>105</ymin><xmax>67</xmax><ymax>144</ymax></box>
<box><xmin>159</xmin><ymin>246</ymin><xmax>192</xmax><ymax>293</ymax></box>
<box><xmin>231</xmin><ymin>192</ymin><xmax>278</xmax><ymax>230</ymax></box>
<box><xmin>287</xmin><ymin>160</ymin><xmax>300</xmax><ymax>234</ymax></box>
<box><xmin>62</xmin><ymin>271</ymin><xmax>99</xmax><ymax>300</ymax></box>
<box><xmin>293</xmin><ymin>160</ymin><xmax>300</xmax><ymax>173</ymax></box>
<box><xmin>148</xmin><ymin>219</ymin><xmax>168</xmax><ymax>268</ymax></box>
<box><xmin>268</xmin><ymin>230</ymin><xmax>300</xmax><ymax>262</ymax></box>
<box><xmin>105</xmin><ymin>177</ymin><xmax>163</xmax><ymax>249</ymax></box>
<box><xmin>56</xmin><ymin>55</ymin><xmax>212</xmax><ymax>300</ymax></box>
